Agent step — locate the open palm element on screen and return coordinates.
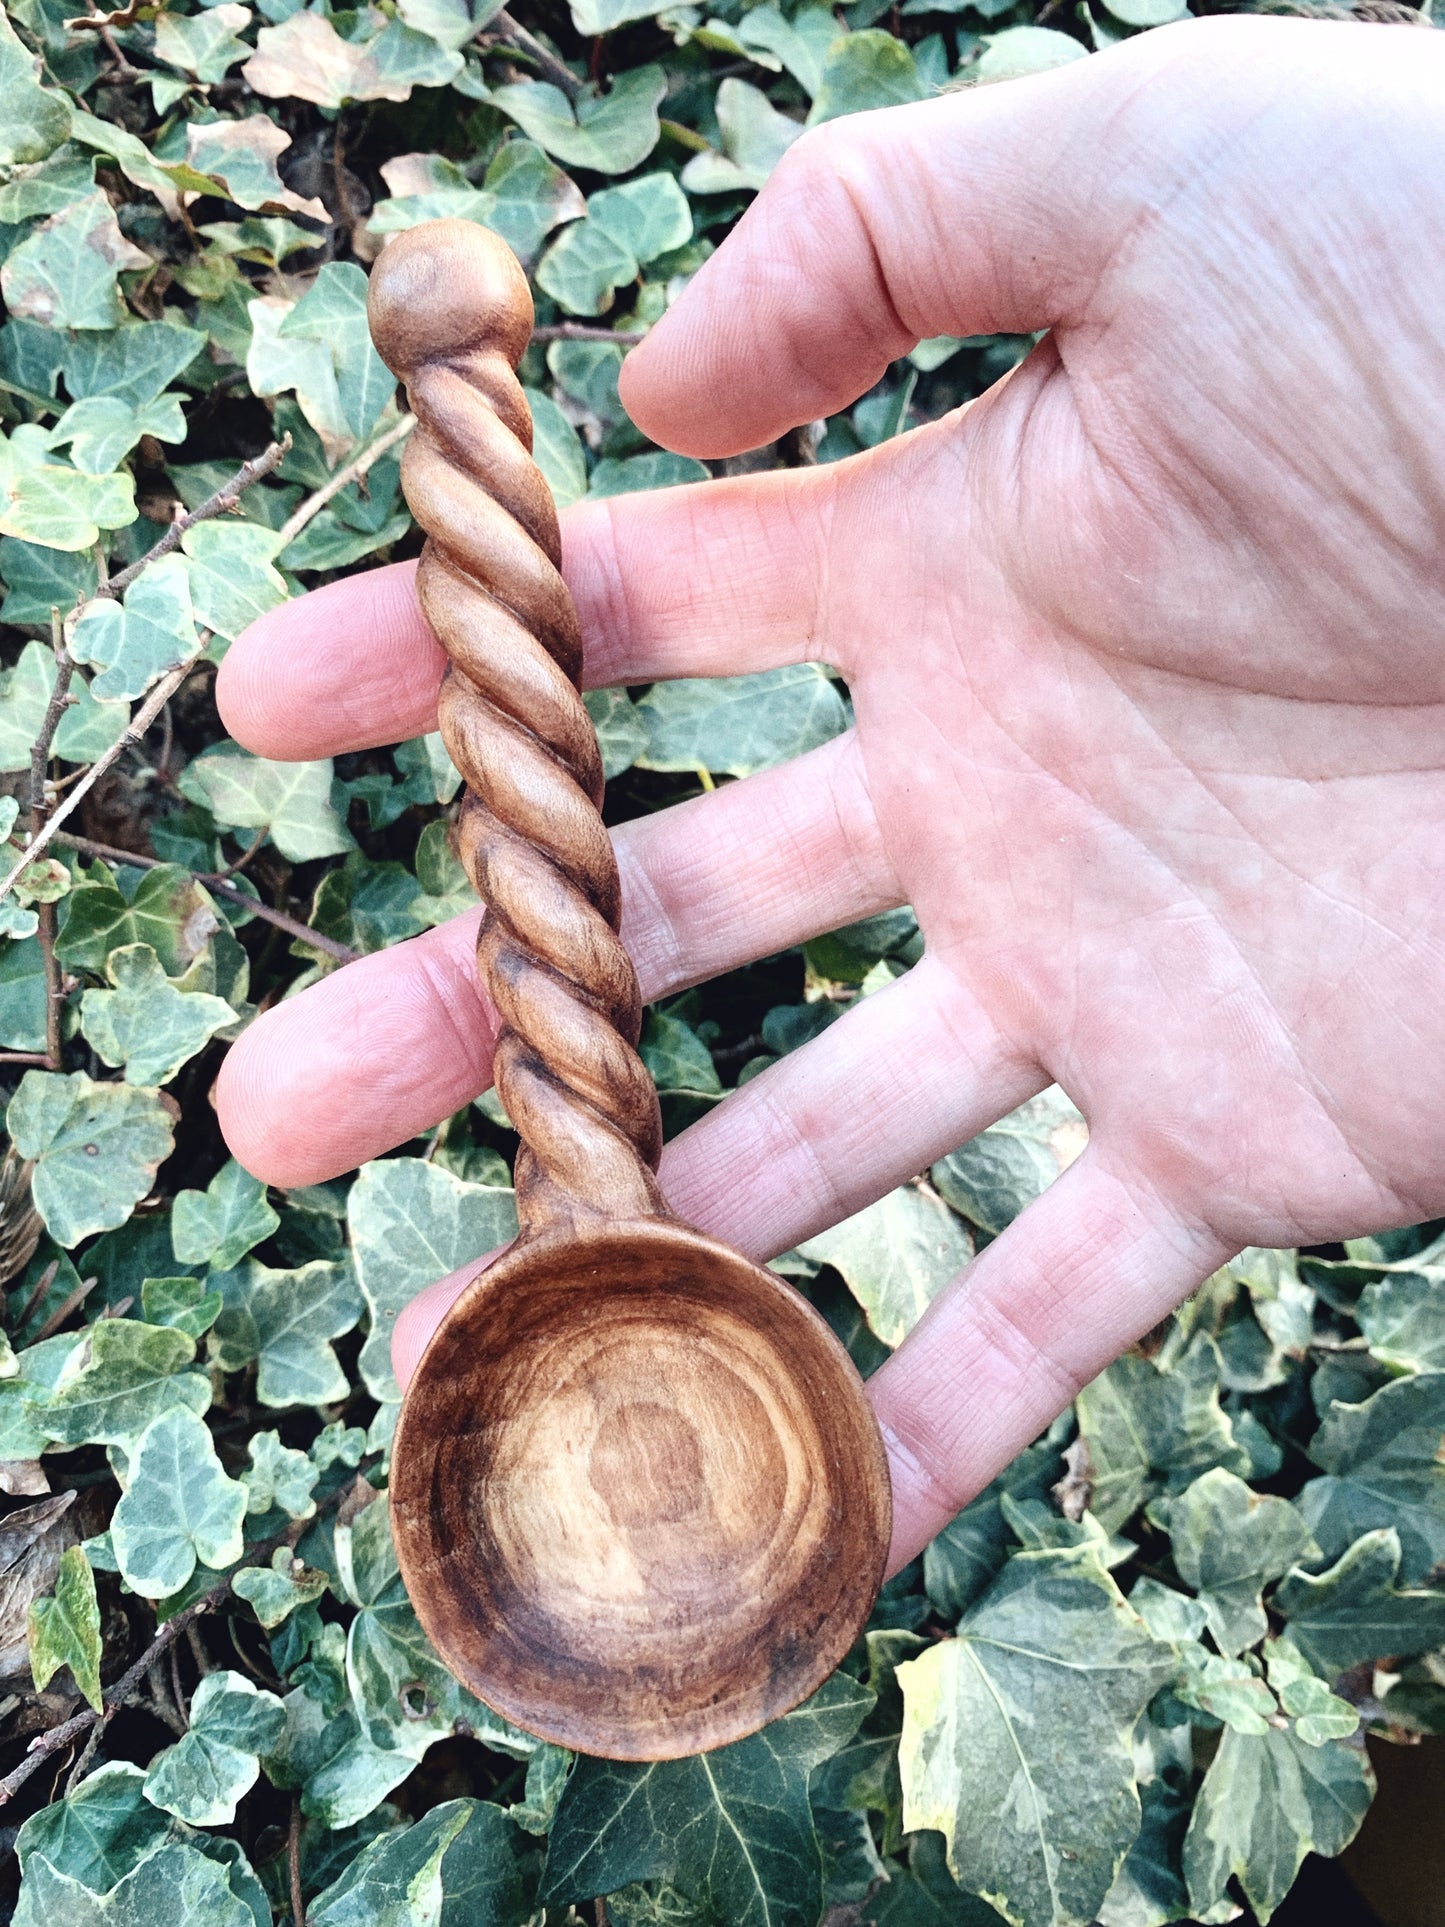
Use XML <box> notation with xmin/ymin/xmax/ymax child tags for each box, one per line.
<box><xmin>217</xmin><ymin>15</ymin><xmax>1445</xmax><ymax>1568</ymax></box>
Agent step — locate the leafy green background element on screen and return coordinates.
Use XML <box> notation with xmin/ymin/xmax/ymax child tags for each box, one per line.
<box><xmin>0</xmin><ymin>0</ymin><xmax>1442</xmax><ymax>1923</ymax></box>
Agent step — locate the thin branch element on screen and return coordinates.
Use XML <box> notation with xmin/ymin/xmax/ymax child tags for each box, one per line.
<box><xmin>62</xmin><ymin>1720</ymin><xmax>102</xmax><ymax>1798</ymax></box>
<box><xmin>100</xmin><ymin>438</ymin><xmax>291</xmax><ymax>602</ymax></box>
<box><xmin>0</xmin><ymin>661</ymin><xmax>197</xmax><ymax>903</ymax></box>
<box><xmin>12</xmin><ymin>1259</ymin><xmax>58</xmax><ymax>1338</ymax></box>
<box><xmin>209</xmin><ymin>827</ymin><xmax>267</xmax><ymax>883</ymax></box>
<box><xmin>0</xmin><ymin>1053</ymin><xmax>50</xmax><ymax>1068</ymax></box>
<box><xmin>529</xmin><ymin>323</ymin><xmax>646</xmax><ymax>346</ymax></box>
<box><xmin>50</xmin><ymin>833</ymin><xmax>361</xmax><ymax>967</ymax></box>
<box><xmin>33</xmin><ymin>1274</ymin><xmax>99</xmax><ymax>1344</ymax></box>
<box><xmin>289</xmin><ymin>1793</ymin><xmax>307</xmax><ymax>1927</ymax></box>
<box><xmin>275</xmin><ymin>414</ymin><xmax>415</xmax><ymax>552</ymax></box>
<box><xmin>30</xmin><ymin>610</ymin><xmax>75</xmax><ymax>834</ymax></box>
<box><xmin>483</xmin><ymin>9</ymin><xmax>582</xmax><ymax>97</ymax></box>
<box><xmin>0</xmin><ymin>1480</ymin><xmax>357</xmax><ymax>1809</ymax></box>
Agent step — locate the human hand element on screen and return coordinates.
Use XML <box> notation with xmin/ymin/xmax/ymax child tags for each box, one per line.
<box><xmin>216</xmin><ymin>13</ymin><xmax>1445</xmax><ymax>1573</ymax></box>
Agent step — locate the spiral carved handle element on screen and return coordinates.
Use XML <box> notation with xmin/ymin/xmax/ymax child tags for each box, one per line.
<box><xmin>368</xmin><ymin>221</ymin><xmax>664</xmax><ymax>1238</ymax></box>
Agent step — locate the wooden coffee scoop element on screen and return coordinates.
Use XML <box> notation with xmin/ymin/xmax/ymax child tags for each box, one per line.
<box><xmin>368</xmin><ymin>220</ymin><xmax>891</xmax><ymax>1762</ymax></box>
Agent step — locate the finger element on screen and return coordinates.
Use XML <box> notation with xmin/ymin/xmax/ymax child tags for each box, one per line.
<box><xmin>619</xmin><ymin>24</ymin><xmax>1188</xmax><ymax>455</ymax></box>
<box><xmin>868</xmin><ymin>1150</ymin><xmax>1231</xmax><ymax>1574</ymax></box>
<box><xmin>390</xmin><ymin>951</ymin><xmax>1040</xmax><ymax>1390</ymax></box>
<box><xmin>218</xmin><ymin>464</ymin><xmax>841</xmax><ymax>761</ymax></box>
<box><xmin>393</xmin><ymin>1248</ymin><xmax>504</xmax><ymax>1392</ymax></box>
<box><xmin>217</xmin><ymin>731</ymin><xmax>897</xmax><ymax>1185</ymax></box>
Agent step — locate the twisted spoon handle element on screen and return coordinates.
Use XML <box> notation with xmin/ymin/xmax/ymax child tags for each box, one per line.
<box><xmin>368</xmin><ymin>221</ymin><xmax>664</xmax><ymax>1238</ymax></box>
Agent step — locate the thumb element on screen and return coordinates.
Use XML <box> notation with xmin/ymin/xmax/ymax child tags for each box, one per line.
<box><xmin>619</xmin><ymin>15</ymin><xmax>1263</xmax><ymax>457</ymax></box>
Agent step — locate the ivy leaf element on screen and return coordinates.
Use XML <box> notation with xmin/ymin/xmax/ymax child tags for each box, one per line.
<box><xmin>310</xmin><ymin>1797</ymin><xmax>536</xmax><ymax>1927</ymax></box>
<box><xmin>969</xmin><ymin>25</ymin><xmax>1088</xmax><ymax>86</ymax></box>
<box><xmin>799</xmin><ymin>1183</ymin><xmax>973</xmax><ymax>1348</ymax></box>
<box><xmin>64</xmin><ymin>320</ymin><xmax>207</xmax><ymax>409</ymax></box>
<box><xmin>181</xmin><ymin>522</ymin><xmax>287</xmax><ymax>642</ymax></box>
<box><xmin>590</xmin><ymin>173</ymin><xmax>691</xmax><ymax>262</ymax></box>
<box><xmin>184</xmin><ymin>114</ymin><xmax>330</xmax><ymax>224</ymax></box>
<box><xmin>536</xmin><ymin>217</ymin><xmax>638</xmax><ymax>317</ymax></box>
<box><xmin>1262</xmin><ymin>1637</ymin><xmax>1360</xmax><ymax>1746</ymax></box>
<box><xmin>172</xmin><ymin>1159</ymin><xmax>279</xmax><ymax>1272</ymax></box>
<box><xmin>210</xmin><ymin>1256</ymin><xmax>364</xmax><ymax>1408</ymax></box>
<box><xmin>640</xmin><ymin>1010</ymin><xmax>721</xmax><ymax>1096</ymax></box>
<box><xmin>0</xmin><ymin>192</ymin><xmax>149</xmax><ymax>331</ymax></box>
<box><xmin>140</xmin><ymin>1275</ymin><xmax>224</xmax><ymax>1339</ymax></box>
<box><xmin>47</xmin><ymin>393</ymin><xmax>187</xmax><ymax>478</ymax></box>
<box><xmin>898</xmin><ymin>1548</ymin><xmax>1177</xmax><ymax>1927</ymax></box>
<box><xmin>0</xmin><ymin>538</ymin><xmax>99</xmax><ymax>628</ymax></box>
<box><xmin>588</xmin><ymin>452</ymin><xmax>709</xmax><ymax>496</ymax></box>
<box><xmin>1273</xmin><ymin>1526</ymin><xmax>1445</xmax><ymax>1673</ymax></box>
<box><xmin>13</xmin><ymin>1760</ymin><xmax>169</xmax><ymax>1892</ymax></box>
<box><xmin>68</xmin><ymin>555</ymin><xmax>200</xmax><ymax>702</ymax></box>
<box><xmin>1298</xmin><ymin>1371</ymin><xmax>1445</xmax><ymax>1582</ymax></box>
<box><xmin>931</xmin><ymin>1088</ymin><xmax>1088</xmax><ymax>1237</ymax></box>
<box><xmin>154</xmin><ymin>5</ymin><xmax>253</xmax><ymax>82</ymax></box>
<box><xmin>492</xmin><ymin>66</ymin><xmax>667</xmax><ymax>175</ymax></box>
<box><xmin>281</xmin><ymin>265</ymin><xmax>396</xmax><ymax>442</ymax></box>
<box><xmin>1357</xmin><ymin>1268</ymin><xmax>1445</xmax><ymax>1374</ymax></box>
<box><xmin>243</xmin><ymin>11</ymin><xmax>461</xmax><ymax>108</ymax></box>
<box><xmin>79</xmin><ymin>942</ymin><xmax>235</xmax><ymax>1086</ymax></box>
<box><xmin>7</xmin><ymin>1072</ymin><xmax>176</xmax><ymax>1248</ymax></box>
<box><xmin>27</xmin><ymin>1545</ymin><xmax>102</xmax><ymax>1710</ymax></box>
<box><xmin>0</xmin><ymin>11</ymin><xmax>70</xmax><ymax>166</ymax></box>
<box><xmin>871</xmin><ymin>1830</ymin><xmax>1004</xmax><ymax>1927</ymax></box>
<box><xmin>244</xmin><ymin>1429</ymin><xmax>319</xmax><ymax>1520</ymax></box>
<box><xmin>1074</xmin><ymin>1333</ymin><xmax>1249</xmax><ymax>1533</ymax></box>
<box><xmin>541</xmin><ymin>1674</ymin><xmax>873</xmax><ymax>1927</ymax></box>
<box><xmin>637</xmin><ymin>664</ymin><xmax>846</xmax><ymax>777</ymax></box>
<box><xmin>348</xmin><ymin>1158</ymin><xmax>518</xmax><ymax>1420</ymax></box>
<box><xmin>143</xmin><ymin>1669</ymin><xmax>287</xmax><ymax>1825</ymax></box>
<box><xmin>1173</xmin><ymin>1644</ymin><xmax>1279</xmax><ymax>1735</ymax></box>
<box><xmin>247</xmin><ymin>296</ymin><xmax>353</xmax><ymax>462</ymax></box>
<box><xmin>233</xmin><ymin>1545</ymin><xmax>329</xmax><ymax>1629</ymax></box>
<box><xmin>732</xmin><ymin>5</ymin><xmax>841</xmax><ymax>96</ymax></box>
<box><xmin>14</xmin><ymin>1839</ymin><xmax>256</xmax><ymax>1927</ymax></box>
<box><xmin>808</xmin><ymin>30</ymin><xmax>925</xmax><ymax>124</ymax></box>
<box><xmin>57</xmin><ymin>862</ymin><xmax>222</xmax><ymax>977</ymax></box>
<box><xmin>34</xmin><ymin>1317</ymin><xmax>207</xmax><ymax>1451</ymax></box>
<box><xmin>923</xmin><ymin>1427</ymin><xmax>1067</xmax><ymax>1621</ymax></box>
<box><xmin>1163</xmin><ymin>1469</ymin><xmax>1318</xmax><ymax>1658</ymax></box>
<box><xmin>483</xmin><ymin>139</ymin><xmax>587</xmax><ymax>261</ymax></box>
<box><xmin>0</xmin><ymin>640</ymin><xmax>124</xmax><ymax>771</ymax></box>
<box><xmin>812</xmin><ymin>1628</ymin><xmax>923</xmax><ymax>1850</ymax></box>
<box><xmin>308</xmin><ymin>852</ymin><xmax>426</xmax><ymax>956</ymax></box>
<box><xmin>0</xmin><ymin>425</ymin><xmax>136</xmax><ymax>552</ymax></box>
<box><xmin>583</xmin><ymin>686</ymin><xmax>647</xmax><ymax>779</ymax></box>
<box><xmin>1181</xmin><ymin>1723</ymin><xmax>1373</xmax><ymax>1923</ymax></box>
<box><xmin>682</xmin><ymin>77</ymin><xmax>805</xmax><ymax>194</ymax></box>
<box><xmin>178</xmin><ymin>745</ymin><xmax>354</xmax><ymax>862</ymax></box>
<box><xmin>110</xmin><ymin>1407</ymin><xmax>247</xmax><ymax>1598</ymax></box>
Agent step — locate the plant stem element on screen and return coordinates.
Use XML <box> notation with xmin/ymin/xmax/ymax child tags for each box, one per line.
<box><xmin>289</xmin><ymin>1793</ymin><xmax>307</xmax><ymax>1926</ymax></box>
<box><xmin>49</xmin><ymin>832</ymin><xmax>361</xmax><ymax>967</ymax></box>
<box><xmin>100</xmin><ymin>438</ymin><xmax>292</xmax><ymax>602</ymax></box>
<box><xmin>29</xmin><ymin>610</ymin><xmax>75</xmax><ymax>1070</ymax></box>
<box><xmin>529</xmin><ymin>323</ymin><xmax>647</xmax><ymax>345</ymax></box>
<box><xmin>275</xmin><ymin>414</ymin><xmax>415</xmax><ymax>552</ymax></box>
<box><xmin>0</xmin><ymin>1053</ymin><xmax>50</xmax><ymax>1068</ymax></box>
<box><xmin>33</xmin><ymin>1274</ymin><xmax>99</xmax><ymax>1343</ymax></box>
<box><xmin>486</xmin><ymin>8</ymin><xmax>582</xmax><ymax>98</ymax></box>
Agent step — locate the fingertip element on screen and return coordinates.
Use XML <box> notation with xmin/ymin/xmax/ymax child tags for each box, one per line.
<box><xmin>392</xmin><ymin>1254</ymin><xmax>506</xmax><ymax>1391</ymax></box>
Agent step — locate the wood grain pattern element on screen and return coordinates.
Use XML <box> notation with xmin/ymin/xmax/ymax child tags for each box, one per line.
<box><xmin>369</xmin><ymin>219</ymin><xmax>891</xmax><ymax>1760</ymax></box>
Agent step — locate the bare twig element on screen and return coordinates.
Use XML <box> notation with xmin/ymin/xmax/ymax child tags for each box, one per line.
<box><xmin>33</xmin><ymin>1274</ymin><xmax>99</xmax><ymax>1344</ymax></box>
<box><xmin>62</xmin><ymin>1720</ymin><xmax>103</xmax><ymax>1798</ymax></box>
<box><xmin>289</xmin><ymin>1793</ymin><xmax>307</xmax><ymax>1926</ymax></box>
<box><xmin>29</xmin><ymin>610</ymin><xmax>75</xmax><ymax>1069</ymax></box>
<box><xmin>12</xmin><ymin>1259</ymin><xmax>58</xmax><ymax>1338</ymax></box>
<box><xmin>484</xmin><ymin>9</ymin><xmax>582</xmax><ymax>97</ymax></box>
<box><xmin>529</xmin><ymin>323</ymin><xmax>647</xmax><ymax>346</ymax></box>
<box><xmin>49</xmin><ymin>833</ymin><xmax>361</xmax><ymax>967</ymax></box>
<box><xmin>0</xmin><ymin>1480</ymin><xmax>357</xmax><ymax>1809</ymax></box>
<box><xmin>99</xmin><ymin>438</ymin><xmax>291</xmax><ymax>602</ymax></box>
<box><xmin>275</xmin><ymin>414</ymin><xmax>415</xmax><ymax>551</ymax></box>
<box><xmin>209</xmin><ymin>827</ymin><xmax>267</xmax><ymax>883</ymax></box>
<box><xmin>0</xmin><ymin>661</ymin><xmax>198</xmax><ymax>902</ymax></box>
<box><xmin>0</xmin><ymin>1053</ymin><xmax>51</xmax><ymax>1068</ymax></box>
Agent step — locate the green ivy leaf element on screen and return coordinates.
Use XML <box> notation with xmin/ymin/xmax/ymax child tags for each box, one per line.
<box><xmin>1298</xmin><ymin>1371</ymin><xmax>1445</xmax><ymax>1582</ymax></box>
<box><xmin>808</xmin><ymin>30</ymin><xmax>925</xmax><ymax>124</ymax></box>
<box><xmin>27</xmin><ymin>1545</ymin><xmax>102</xmax><ymax>1710</ymax></box>
<box><xmin>731</xmin><ymin>5</ymin><xmax>841</xmax><ymax>96</ymax></box>
<box><xmin>899</xmin><ymin>1548</ymin><xmax>1177</xmax><ymax>1927</ymax></box>
<box><xmin>180</xmin><ymin>521</ymin><xmax>287</xmax><ymax>642</ymax></box>
<box><xmin>110</xmin><ymin>1406</ymin><xmax>248</xmax><ymax>1598</ymax></box>
<box><xmin>308</xmin><ymin>852</ymin><xmax>426</xmax><ymax>956</ymax></box>
<box><xmin>47</xmin><ymin>393</ymin><xmax>186</xmax><ymax>478</ymax></box>
<box><xmin>64</xmin><ymin>320</ymin><xmax>207</xmax><ymax>409</ymax></box>
<box><xmin>0</xmin><ymin>11</ymin><xmax>70</xmax><ymax>166</ymax></box>
<box><xmin>67</xmin><ymin>555</ymin><xmax>200</xmax><ymax>702</ymax></box>
<box><xmin>1357</xmin><ymin>1268</ymin><xmax>1445</xmax><ymax>1374</ymax></box>
<box><xmin>348</xmin><ymin>1158</ymin><xmax>518</xmax><ymax>1420</ymax></box>
<box><xmin>171</xmin><ymin>1159</ymin><xmax>279</xmax><ymax>1272</ymax></box>
<box><xmin>1273</xmin><ymin>1526</ymin><xmax>1445</xmax><ymax>1673</ymax></box>
<box><xmin>969</xmin><ymin>26</ymin><xmax>1088</xmax><ymax>86</ymax></box>
<box><xmin>681</xmin><ymin>77</ymin><xmax>804</xmax><ymax>194</ymax></box>
<box><xmin>56</xmin><ymin>862</ymin><xmax>223</xmax><ymax>977</ymax></box>
<box><xmin>0</xmin><ymin>640</ymin><xmax>125</xmax><ymax>772</ymax></box>
<box><xmin>7</xmin><ymin>1072</ymin><xmax>176</xmax><ymax>1248</ymax></box>
<box><xmin>588</xmin><ymin>451</ymin><xmax>709</xmax><ymax>496</ymax></box>
<box><xmin>583</xmin><ymin>686</ymin><xmax>647</xmax><ymax>779</ymax></box>
<box><xmin>79</xmin><ymin>943</ymin><xmax>235</xmax><ymax>1086</ymax></box>
<box><xmin>179</xmin><ymin>744</ymin><xmax>354</xmax><ymax>862</ymax></box>
<box><xmin>210</xmin><ymin>1256</ymin><xmax>364</xmax><ymax>1408</ymax></box>
<box><xmin>636</xmin><ymin>664</ymin><xmax>846</xmax><ymax>777</ymax></box>
<box><xmin>310</xmin><ymin>1797</ymin><xmax>536</xmax><ymax>1927</ymax></box>
<box><xmin>1181</xmin><ymin>1722</ymin><xmax>1373</xmax><ymax>1923</ymax></box>
<box><xmin>14</xmin><ymin>1760</ymin><xmax>168</xmax><ymax>1893</ymax></box>
<box><xmin>1074</xmin><ymin>1333</ymin><xmax>1249</xmax><ymax>1533</ymax></box>
<box><xmin>282</xmin><ymin>265</ymin><xmax>396</xmax><ymax>442</ymax></box>
<box><xmin>1164</xmin><ymin>1469</ymin><xmax>1318</xmax><ymax>1658</ymax></box>
<box><xmin>536</xmin><ymin>217</ymin><xmax>638</xmax><ymax>317</ymax></box>
<box><xmin>491</xmin><ymin>66</ymin><xmax>667</xmax><ymax>175</ymax></box>
<box><xmin>154</xmin><ymin>4</ymin><xmax>253</xmax><ymax>82</ymax></box>
<box><xmin>0</xmin><ymin>536</ymin><xmax>98</xmax><ymax>627</ymax></box>
<box><xmin>0</xmin><ymin>425</ymin><xmax>136</xmax><ymax>552</ymax></box>
<box><xmin>34</xmin><ymin>1317</ymin><xmax>207</xmax><ymax>1451</ymax></box>
<box><xmin>0</xmin><ymin>192</ymin><xmax>149</xmax><ymax>331</ymax></box>
<box><xmin>640</xmin><ymin>1010</ymin><xmax>721</xmax><ymax>1095</ymax></box>
<box><xmin>541</xmin><ymin>1673</ymin><xmax>873</xmax><ymax>1927</ymax></box>
<box><xmin>931</xmin><ymin>1088</ymin><xmax>1088</xmax><ymax>1237</ymax></box>
<box><xmin>143</xmin><ymin>1669</ymin><xmax>287</xmax><ymax>1825</ymax></box>
<box><xmin>799</xmin><ymin>1183</ymin><xmax>973</xmax><ymax>1348</ymax></box>
<box><xmin>233</xmin><ymin>1545</ymin><xmax>329</xmax><ymax>1628</ymax></box>
<box><xmin>923</xmin><ymin>1428</ymin><xmax>1067</xmax><ymax>1621</ymax></box>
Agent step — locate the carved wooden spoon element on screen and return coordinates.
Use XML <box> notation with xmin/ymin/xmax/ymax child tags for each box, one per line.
<box><xmin>368</xmin><ymin>220</ymin><xmax>891</xmax><ymax>1762</ymax></box>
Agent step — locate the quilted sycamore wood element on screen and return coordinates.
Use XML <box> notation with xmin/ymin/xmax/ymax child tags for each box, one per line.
<box><xmin>368</xmin><ymin>220</ymin><xmax>891</xmax><ymax>1760</ymax></box>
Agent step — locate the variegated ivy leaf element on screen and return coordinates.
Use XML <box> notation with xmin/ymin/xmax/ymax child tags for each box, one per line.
<box><xmin>0</xmin><ymin>425</ymin><xmax>136</xmax><ymax>553</ymax></box>
<box><xmin>33</xmin><ymin>1317</ymin><xmax>208</xmax><ymax>1452</ymax></box>
<box><xmin>1298</xmin><ymin>1370</ymin><xmax>1445</xmax><ymax>1583</ymax></box>
<box><xmin>27</xmin><ymin>1545</ymin><xmax>102</xmax><ymax>1710</ymax></box>
<box><xmin>79</xmin><ymin>942</ymin><xmax>236</xmax><ymax>1086</ymax></box>
<box><xmin>179</xmin><ymin>744</ymin><xmax>354</xmax><ymax>863</ymax></box>
<box><xmin>209</xmin><ymin>1256</ymin><xmax>364</xmax><ymax>1408</ymax></box>
<box><xmin>244</xmin><ymin>1429</ymin><xmax>318</xmax><ymax>1519</ymax></box>
<box><xmin>143</xmin><ymin>1670</ymin><xmax>286</xmax><ymax>1825</ymax></box>
<box><xmin>232</xmin><ymin>1546</ymin><xmax>328</xmax><ymax>1629</ymax></box>
<box><xmin>0</xmin><ymin>10</ymin><xmax>70</xmax><ymax>167</ymax></box>
<box><xmin>185</xmin><ymin>114</ymin><xmax>331</xmax><ymax>223</ymax></box>
<box><xmin>0</xmin><ymin>193</ymin><xmax>149</xmax><ymax>332</ymax></box>
<box><xmin>1162</xmin><ymin>1468</ymin><xmax>1318</xmax><ymax>1658</ymax></box>
<box><xmin>68</xmin><ymin>555</ymin><xmax>201</xmax><ymax>702</ymax></box>
<box><xmin>0</xmin><ymin>642</ymin><xmax>125</xmax><ymax>773</ymax></box>
<box><xmin>14</xmin><ymin>1839</ymin><xmax>257</xmax><ymax>1927</ymax></box>
<box><xmin>6</xmin><ymin>1072</ymin><xmax>176</xmax><ymax>1248</ymax></box>
<box><xmin>310</xmin><ymin>1797</ymin><xmax>536</xmax><ymax>1927</ymax></box>
<box><xmin>280</xmin><ymin>264</ymin><xmax>396</xmax><ymax>443</ymax></box>
<box><xmin>1272</xmin><ymin>1526</ymin><xmax>1445</xmax><ymax>1674</ymax></box>
<box><xmin>171</xmin><ymin>1158</ymin><xmax>279</xmax><ymax>1271</ymax></box>
<box><xmin>180</xmin><ymin>520</ymin><xmax>287</xmax><ymax>642</ymax></box>
<box><xmin>110</xmin><ymin>1407</ymin><xmax>247</xmax><ymax>1598</ymax></box>
<box><xmin>799</xmin><ymin>1182</ymin><xmax>973</xmax><ymax>1349</ymax></box>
